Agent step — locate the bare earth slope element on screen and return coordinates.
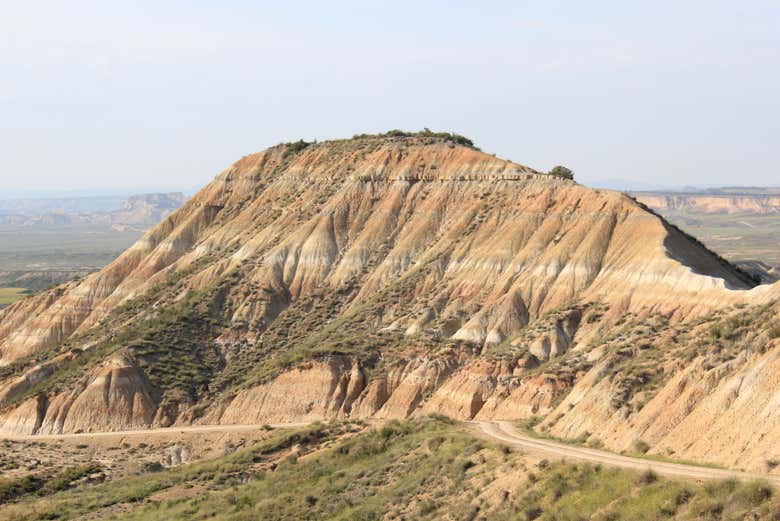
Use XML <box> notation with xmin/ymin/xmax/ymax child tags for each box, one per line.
<box><xmin>0</xmin><ymin>134</ymin><xmax>778</xmax><ymax>473</ymax></box>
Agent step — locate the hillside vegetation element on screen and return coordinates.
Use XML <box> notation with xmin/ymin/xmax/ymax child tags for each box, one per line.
<box><xmin>1</xmin><ymin>418</ymin><xmax>778</xmax><ymax>521</ymax></box>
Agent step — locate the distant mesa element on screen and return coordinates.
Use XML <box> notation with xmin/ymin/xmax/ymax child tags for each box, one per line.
<box><xmin>632</xmin><ymin>190</ymin><xmax>780</xmax><ymax>215</ymax></box>
<box><xmin>0</xmin><ymin>192</ymin><xmax>185</xmax><ymax>227</ymax></box>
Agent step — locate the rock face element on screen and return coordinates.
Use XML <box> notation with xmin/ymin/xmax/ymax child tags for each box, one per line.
<box><xmin>215</xmin><ymin>357</ymin><xmax>363</xmax><ymax>425</ymax></box>
<box><xmin>0</xmin><ymin>133</ymin><xmax>778</xmax><ymax>471</ymax></box>
<box><xmin>0</xmin><ymin>138</ymin><xmax>755</xmax><ymax>365</ymax></box>
<box><xmin>0</xmin><ymin>353</ymin><xmax>155</xmax><ymax>435</ymax></box>
<box><xmin>540</xmin><ymin>344</ymin><xmax>780</xmax><ymax>472</ymax></box>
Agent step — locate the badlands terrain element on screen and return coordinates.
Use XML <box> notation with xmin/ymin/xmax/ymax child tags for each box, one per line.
<box><xmin>1</xmin><ymin>132</ymin><xmax>780</xmax><ymax>519</ymax></box>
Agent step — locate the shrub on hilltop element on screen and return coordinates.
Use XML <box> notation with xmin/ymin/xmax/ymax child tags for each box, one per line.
<box><xmin>549</xmin><ymin>165</ymin><xmax>574</xmax><ymax>180</ymax></box>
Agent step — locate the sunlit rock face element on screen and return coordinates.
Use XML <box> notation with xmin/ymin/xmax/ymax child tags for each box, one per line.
<box><xmin>1</xmin><ymin>134</ymin><xmax>778</xmax><ymax>472</ymax></box>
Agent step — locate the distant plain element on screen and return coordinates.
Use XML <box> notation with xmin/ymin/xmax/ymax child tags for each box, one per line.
<box><xmin>660</xmin><ymin>211</ymin><xmax>780</xmax><ymax>269</ymax></box>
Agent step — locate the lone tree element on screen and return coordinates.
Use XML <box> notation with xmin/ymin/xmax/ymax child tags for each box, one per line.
<box><xmin>548</xmin><ymin>165</ymin><xmax>574</xmax><ymax>180</ymax></box>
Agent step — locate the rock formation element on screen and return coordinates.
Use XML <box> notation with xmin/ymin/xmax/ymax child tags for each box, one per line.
<box><xmin>0</xmin><ymin>133</ymin><xmax>778</xmax><ymax>471</ymax></box>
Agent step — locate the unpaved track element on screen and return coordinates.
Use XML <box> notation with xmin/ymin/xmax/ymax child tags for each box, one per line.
<box><xmin>0</xmin><ymin>422</ymin><xmax>311</xmax><ymax>441</ymax></box>
<box><xmin>477</xmin><ymin>421</ymin><xmax>780</xmax><ymax>486</ymax></box>
<box><xmin>3</xmin><ymin>420</ymin><xmax>779</xmax><ymax>486</ymax></box>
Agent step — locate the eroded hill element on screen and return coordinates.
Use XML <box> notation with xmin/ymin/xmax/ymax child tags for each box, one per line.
<box><xmin>0</xmin><ymin>133</ymin><xmax>778</xmax><ymax>472</ymax></box>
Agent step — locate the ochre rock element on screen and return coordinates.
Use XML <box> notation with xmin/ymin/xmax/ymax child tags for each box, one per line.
<box><xmin>1</xmin><ymin>136</ymin><xmax>778</xmax><ymax>471</ymax></box>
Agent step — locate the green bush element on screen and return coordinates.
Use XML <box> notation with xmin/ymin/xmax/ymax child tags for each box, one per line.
<box><xmin>281</xmin><ymin>139</ymin><xmax>312</xmax><ymax>160</ymax></box>
<box><xmin>637</xmin><ymin>469</ymin><xmax>658</xmax><ymax>485</ymax></box>
<box><xmin>548</xmin><ymin>165</ymin><xmax>574</xmax><ymax>180</ymax></box>
<box><xmin>631</xmin><ymin>439</ymin><xmax>651</xmax><ymax>454</ymax></box>
<box><xmin>767</xmin><ymin>319</ymin><xmax>780</xmax><ymax>339</ymax></box>
<box><xmin>0</xmin><ymin>474</ymin><xmax>43</xmax><ymax>502</ymax></box>
<box><xmin>350</xmin><ymin>129</ymin><xmax>478</xmax><ymax>149</ymax></box>
<box><xmin>0</xmin><ymin>463</ymin><xmax>100</xmax><ymax>503</ymax></box>
<box><xmin>736</xmin><ymin>480</ymin><xmax>772</xmax><ymax>505</ymax></box>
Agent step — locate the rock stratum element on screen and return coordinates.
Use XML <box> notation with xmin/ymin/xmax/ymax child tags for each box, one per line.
<box><xmin>0</xmin><ymin>133</ymin><xmax>778</xmax><ymax>472</ymax></box>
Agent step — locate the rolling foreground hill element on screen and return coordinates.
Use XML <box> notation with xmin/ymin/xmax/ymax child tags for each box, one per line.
<box><xmin>1</xmin><ymin>133</ymin><xmax>779</xmax><ymax>473</ymax></box>
<box><xmin>4</xmin><ymin>418</ymin><xmax>780</xmax><ymax>520</ymax></box>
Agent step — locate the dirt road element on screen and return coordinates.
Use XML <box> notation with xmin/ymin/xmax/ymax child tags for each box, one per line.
<box><xmin>476</xmin><ymin>421</ymin><xmax>780</xmax><ymax>486</ymax></box>
<box><xmin>3</xmin><ymin>420</ymin><xmax>779</xmax><ymax>486</ymax></box>
<box><xmin>0</xmin><ymin>422</ymin><xmax>311</xmax><ymax>441</ymax></box>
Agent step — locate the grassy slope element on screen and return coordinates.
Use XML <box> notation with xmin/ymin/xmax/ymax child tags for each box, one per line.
<box><xmin>1</xmin><ymin>418</ymin><xmax>778</xmax><ymax>521</ymax></box>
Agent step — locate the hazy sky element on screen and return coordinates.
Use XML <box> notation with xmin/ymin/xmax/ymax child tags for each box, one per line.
<box><xmin>1</xmin><ymin>1</ymin><xmax>778</xmax><ymax>194</ymax></box>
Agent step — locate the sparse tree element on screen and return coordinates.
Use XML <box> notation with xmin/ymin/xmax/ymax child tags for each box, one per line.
<box><xmin>549</xmin><ymin>165</ymin><xmax>574</xmax><ymax>180</ymax></box>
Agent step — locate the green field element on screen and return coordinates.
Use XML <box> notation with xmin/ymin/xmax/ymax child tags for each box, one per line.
<box><xmin>662</xmin><ymin>211</ymin><xmax>780</xmax><ymax>269</ymax></box>
<box><xmin>0</xmin><ymin>287</ymin><xmax>29</xmax><ymax>308</ymax></box>
<box><xmin>0</xmin><ymin>223</ymin><xmax>143</xmax><ymax>292</ymax></box>
<box><xmin>0</xmin><ymin>224</ymin><xmax>142</xmax><ymax>271</ymax></box>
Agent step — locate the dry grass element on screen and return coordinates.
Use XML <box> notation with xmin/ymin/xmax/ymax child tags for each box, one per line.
<box><xmin>2</xmin><ymin>418</ymin><xmax>778</xmax><ymax>521</ymax></box>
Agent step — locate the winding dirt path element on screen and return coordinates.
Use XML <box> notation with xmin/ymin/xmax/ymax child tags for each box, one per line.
<box><xmin>476</xmin><ymin>421</ymin><xmax>780</xmax><ymax>486</ymax></box>
<box><xmin>3</xmin><ymin>420</ymin><xmax>779</xmax><ymax>486</ymax></box>
<box><xmin>0</xmin><ymin>422</ymin><xmax>311</xmax><ymax>441</ymax></box>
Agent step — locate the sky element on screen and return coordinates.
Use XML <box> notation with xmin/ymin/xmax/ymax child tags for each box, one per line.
<box><xmin>1</xmin><ymin>0</ymin><xmax>778</xmax><ymax>196</ymax></box>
